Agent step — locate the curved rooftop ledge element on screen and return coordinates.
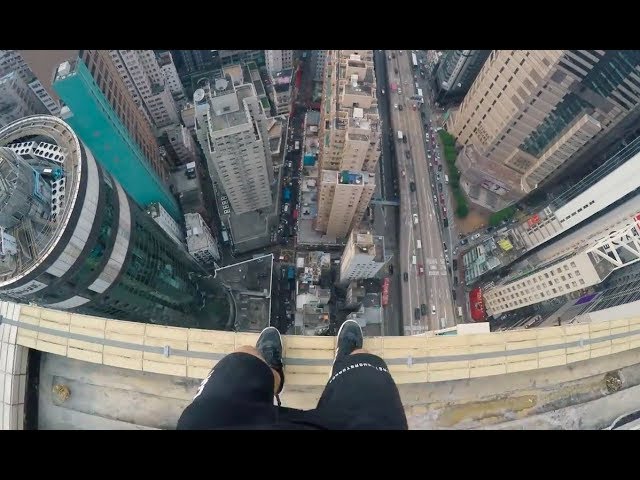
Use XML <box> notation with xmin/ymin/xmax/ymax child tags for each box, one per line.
<box><xmin>3</xmin><ymin>300</ymin><xmax>640</xmax><ymax>429</ymax></box>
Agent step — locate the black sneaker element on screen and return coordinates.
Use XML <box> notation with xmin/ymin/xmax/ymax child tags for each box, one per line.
<box><xmin>256</xmin><ymin>326</ymin><xmax>285</xmax><ymax>404</ymax></box>
<box><xmin>334</xmin><ymin>320</ymin><xmax>364</xmax><ymax>368</ymax></box>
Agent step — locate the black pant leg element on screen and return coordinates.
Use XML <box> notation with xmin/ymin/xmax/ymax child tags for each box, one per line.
<box><xmin>315</xmin><ymin>353</ymin><xmax>408</xmax><ymax>430</ymax></box>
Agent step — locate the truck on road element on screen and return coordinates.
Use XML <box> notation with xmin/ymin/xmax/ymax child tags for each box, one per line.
<box><xmin>397</xmin><ymin>130</ymin><xmax>403</xmax><ymax>140</ymax></box>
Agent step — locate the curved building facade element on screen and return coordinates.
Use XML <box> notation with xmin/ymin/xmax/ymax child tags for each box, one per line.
<box><xmin>0</xmin><ymin>115</ymin><xmax>229</xmax><ymax>329</ymax></box>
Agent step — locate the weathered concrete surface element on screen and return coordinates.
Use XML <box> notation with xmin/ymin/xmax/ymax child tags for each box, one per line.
<box><xmin>36</xmin><ymin>347</ymin><xmax>640</xmax><ymax>430</ymax></box>
<box><xmin>38</xmin><ymin>353</ymin><xmax>200</xmax><ymax>430</ymax></box>
<box><xmin>405</xmin><ymin>348</ymin><xmax>640</xmax><ymax>429</ymax></box>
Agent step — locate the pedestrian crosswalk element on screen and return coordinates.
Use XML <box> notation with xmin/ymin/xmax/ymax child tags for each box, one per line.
<box><xmin>426</xmin><ymin>258</ymin><xmax>448</xmax><ymax>276</ymax></box>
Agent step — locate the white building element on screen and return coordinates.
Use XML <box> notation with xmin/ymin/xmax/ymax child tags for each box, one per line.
<box><xmin>193</xmin><ymin>77</ymin><xmax>274</xmax><ymax>215</ymax></box>
<box><xmin>268</xmin><ymin>69</ymin><xmax>293</xmax><ymax>115</ymax></box>
<box><xmin>157</xmin><ymin>51</ymin><xmax>188</xmax><ymax>111</ymax></box>
<box><xmin>185</xmin><ymin>213</ymin><xmax>220</xmax><ymax>266</ymax></box>
<box><xmin>0</xmin><ymin>72</ymin><xmax>49</xmax><ymax>126</ymax></box>
<box><xmin>146</xmin><ymin>202</ymin><xmax>186</xmax><ymax>248</ymax></box>
<box><xmin>265</xmin><ymin>50</ymin><xmax>294</xmax><ymax>77</ymax></box>
<box><xmin>109</xmin><ymin>50</ymin><xmax>180</xmax><ymax>129</ymax></box>
<box><xmin>484</xmin><ymin>219</ymin><xmax>640</xmax><ymax>316</ymax></box>
<box><xmin>340</xmin><ymin>232</ymin><xmax>387</xmax><ymax>282</ymax></box>
<box><xmin>0</xmin><ymin>50</ymin><xmax>60</xmax><ymax>115</ymax></box>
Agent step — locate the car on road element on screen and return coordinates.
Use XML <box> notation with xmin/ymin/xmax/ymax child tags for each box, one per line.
<box><xmin>401</xmin><ymin>169</ymin><xmax>406</xmax><ymax>177</ymax></box>
<box><xmin>388</xmin><ymin>264</ymin><xmax>394</xmax><ymax>274</ymax></box>
<box><xmin>414</xmin><ymin>308</ymin><xmax>421</xmax><ymax>320</ymax></box>
<box><xmin>452</xmin><ymin>259</ymin><xmax>457</xmax><ymax>270</ymax></box>
<box><xmin>443</xmin><ymin>217</ymin><xmax>449</xmax><ymax>227</ymax></box>
<box><xmin>394</xmin><ymin>103</ymin><xmax>398</xmax><ymax>109</ymax></box>
<box><xmin>394</xmin><ymin>68</ymin><xmax>398</xmax><ymax>74</ymax></box>
<box><xmin>453</xmin><ymin>276</ymin><xmax>458</xmax><ymax>286</ymax></box>
<box><xmin>412</xmin><ymin>213</ymin><xmax>419</xmax><ymax>224</ymax></box>
<box><xmin>452</xmin><ymin>290</ymin><xmax>457</xmax><ymax>301</ymax></box>
<box><xmin>471</xmin><ymin>233</ymin><xmax>482</xmax><ymax>240</ymax></box>
<box><xmin>418</xmin><ymin>264</ymin><xmax>424</xmax><ymax>275</ymax></box>
<box><xmin>443</xmin><ymin>242</ymin><xmax>447</xmax><ymax>251</ymax></box>
<box><xmin>398</xmin><ymin>105</ymin><xmax>403</xmax><ymax>111</ymax></box>
<box><xmin>431</xmin><ymin>305</ymin><xmax>436</xmax><ymax>315</ymax></box>
<box><xmin>403</xmin><ymin>272</ymin><xmax>409</xmax><ymax>282</ymax></box>
<box><xmin>437</xmin><ymin>164</ymin><xmax>443</xmax><ymax>172</ymax></box>
<box><xmin>437</xmin><ymin>182</ymin><xmax>443</xmax><ymax>192</ymax></box>
<box><xmin>420</xmin><ymin>304</ymin><xmax>427</xmax><ymax>316</ymax></box>
<box><xmin>392</xmin><ymin>53</ymin><xmax>396</xmax><ymax>58</ymax></box>
<box><xmin>410</xmin><ymin>182</ymin><xmax>416</xmax><ymax>192</ymax></box>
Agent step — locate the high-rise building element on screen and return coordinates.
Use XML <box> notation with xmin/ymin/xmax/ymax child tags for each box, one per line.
<box><xmin>109</xmin><ymin>50</ymin><xmax>180</xmax><ymax>130</ymax></box>
<box><xmin>0</xmin><ymin>72</ymin><xmax>49</xmax><ymax>126</ymax></box>
<box><xmin>0</xmin><ymin>50</ymin><xmax>61</xmax><ymax>116</ymax></box>
<box><xmin>483</xmin><ymin>217</ymin><xmax>640</xmax><ymax>317</ymax></box>
<box><xmin>52</xmin><ymin>51</ymin><xmax>181</xmax><ymax>221</ymax></box>
<box><xmin>340</xmin><ymin>232</ymin><xmax>387</xmax><ymax>282</ymax></box>
<box><xmin>448</xmin><ymin>50</ymin><xmax>640</xmax><ymax>211</ymax></box>
<box><xmin>157</xmin><ymin>51</ymin><xmax>185</xmax><ymax>97</ymax></box>
<box><xmin>185</xmin><ymin>213</ymin><xmax>220</xmax><ymax>267</ymax></box>
<box><xmin>0</xmin><ymin>115</ymin><xmax>229</xmax><ymax>329</ymax></box>
<box><xmin>193</xmin><ymin>77</ymin><xmax>274</xmax><ymax>215</ymax></box>
<box><xmin>311</xmin><ymin>50</ymin><xmax>327</xmax><ymax>82</ymax></box>
<box><xmin>317</xmin><ymin>170</ymin><xmax>376</xmax><ymax>239</ymax></box>
<box><xmin>433</xmin><ymin>50</ymin><xmax>490</xmax><ymax>104</ymax></box>
<box><xmin>265</xmin><ymin>50</ymin><xmax>294</xmax><ymax>76</ymax></box>
<box><xmin>315</xmin><ymin>50</ymin><xmax>381</xmax><ymax>238</ymax></box>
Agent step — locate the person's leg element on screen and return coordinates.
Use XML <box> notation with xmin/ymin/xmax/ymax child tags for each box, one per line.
<box><xmin>314</xmin><ymin>320</ymin><xmax>408</xmax><ymax>430</ymax></box>
<box><xmin>177</xmin><ymin>327</ymin><xmax>285</xmax><ymax>429</ymax></box>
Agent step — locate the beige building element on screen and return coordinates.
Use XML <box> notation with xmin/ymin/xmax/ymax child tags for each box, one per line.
<box><xmin>316</xmin><ymin>50</ymin><xmax>381</xmax><ymax>238</ymax></box>
<box><xmin>484</xmin><ymin>252</ymin><xmax>605</xmax><ymax>316</ymax></box>
<box><xmin>265</xmin><ymin>50</ymin><xmax>294</xmax><ymax>77</ymax></box>
<box><xmin>317</xmin><ymin>170</ymin><xmax>376</xmax><ymax>239</ymax></box>
<box><xmin>109</xmin><ymin>50</ymin><xmax>180</xmax><ymax>130</ymax></box>
<box><xmin>193</xmin><ymin>77</ymin><xmax>274</xmax><ymax>215</ymax></box>
<box><xmin>340</xmin><ymin>231</ymin><xmax>386</xmax><ymax>283</ymax></box>
<box><xmin>448</xmin><ymin>50</ymin><xmax>640</xmax><ymax>211</ymax></box>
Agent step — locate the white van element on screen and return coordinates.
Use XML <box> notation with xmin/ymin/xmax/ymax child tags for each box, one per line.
<box><xmin>444</xmin><ymin>174</ymin><xmax>449</xmax><ymax>184</ymax></box>
<box><xmin>397</xmin><ymin>130</ymin><xmax>403</xmax><ymax>140</ymax></box>
<box><xmin>412</xmin><ymin>255</ymin><xmax>417</xmax><ymax>265</ymax></box>
<box><xmin>417</xmin><ymin>240</ymin><xmax>422</xmax><ymax>249</ymax></box>
<box><xmin>457</xmin><ymin>306</ymin><xmax>463</xmax><ymax>317</ymax></box>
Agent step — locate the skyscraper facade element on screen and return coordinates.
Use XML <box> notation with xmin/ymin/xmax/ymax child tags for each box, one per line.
<box><xmin>265</xmin><ymin>50</ymin><xmax>294</xmax><ymax>76</ymax></box>
<box><xmin>193</xmin><ymin>77</ymin><xmax>274</xmax><ymax>215</ymax></box>
<box><xmin>0</xmin><ymin>115</ymin><xmax>229</xmax><ymax>329</ymax></box>
<box><xmin>0</xmin><ymin>50</ymin><xmax>61</xmax><ymax>116</ymax></box>
<box><xmin>0</xmin><ymin>72</ymin><xmax>49</xmax><ymax>126</ymax></box>
<box><xmin>448</xmin><ymin>50</ymin><xmax>640</xmax><ymax>211</ymax></box>
<box><xmin>52</xmin><ymin>51</ymin><xmax>181</xmax><ymax>221</ymax></box>
<box><xmin>433</xmin><ymin>50</ymin><xmax>490</xmax><ymax>104</ymax></box>
<box><xmin>315</xmin><ymin>50</ymin><xmax>381</xmax><ymax>238</ymax></box>
<box><xmin>109</xmin><ymin>50</ymin><xmax>180</xmax><ymax>130</ymax></box>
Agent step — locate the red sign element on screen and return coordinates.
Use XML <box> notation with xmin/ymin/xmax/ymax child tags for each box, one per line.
<box><xmin>528</xmin><ymin>214</ymin><xmax>540</xmax><ymax>227</ymax></box>
<box><xmin>381</xmin><ymin>278</ymin><xmax>390</xmax><ymax>307</ymax></box>
<box><xmin>469</xmin><ymin>287</ymin><xmax>487</xmax><ymax>322</ymax></box>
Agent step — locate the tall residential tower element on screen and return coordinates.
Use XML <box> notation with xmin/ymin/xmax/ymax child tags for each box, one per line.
<box><xmin>315</xmin><ymin>50</ymin><xmax>381</xmax><ymax>239</ymax></box>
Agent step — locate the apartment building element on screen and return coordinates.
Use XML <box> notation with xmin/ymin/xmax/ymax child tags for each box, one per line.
<box><xmin>311</xmin><ymin>50</ymin><xmax>327</xmax><ymax>82</ymax></box>
<box><xmin>448</xmin><ymin>50</ymin><xmax>640</xmax><ymax>211</ymax></box>
<box><xmin>315</xmin><ymin>50</ymin><xmax>381</xmax><ymax>238</ymax></box>
<box><xmin>0</xmin><ymin>50</ymin><xmax>61</xmax><ymax>115</ymax></box>
<box><xmin>316</xmin><ymin>170</ymin><xmax>376</xmax><ymax>239</ymax></box>
<box><xmin>265</xmin><ymin>50</ymin><xmax>294</xmax><ymax>76</ymax></box>
<box><xmin>340</xmin><ymin>232</ymin><xmax>387</xmax><ymax>282</ymax></box>
<box><xmin>193</xmin><ymin>77</ymin><xmax>273</xmax><ymax>215</ymax></box>
<box><xmin>0</xmin><ymin>71</ymin><xmax>48</xmax><ymax>126</ymax></box>
<box><xmin>109</xmin><ymin>50</ymin><xmax>180</xmax><ymax>130</ymax></box>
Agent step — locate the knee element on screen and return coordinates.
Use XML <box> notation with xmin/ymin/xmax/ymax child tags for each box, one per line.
<box><xmin>235</xmin><ymin>345</ymin><xmax>264</xmax><ymax>361</ymax></box>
